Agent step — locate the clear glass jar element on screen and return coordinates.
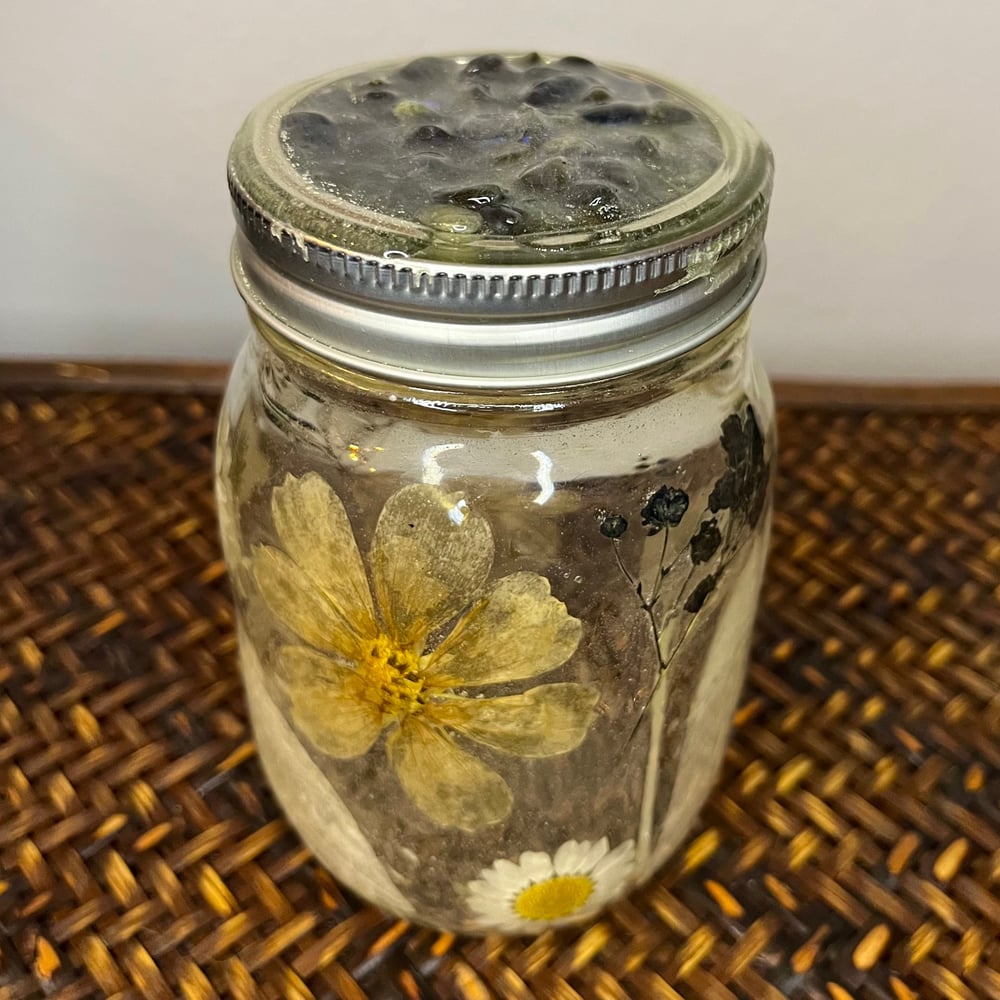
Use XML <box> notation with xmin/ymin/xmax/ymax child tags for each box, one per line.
<box><xmin>218</xmin><ymin>52</ymin><xmax>774</xmax><ymax>934</ymax></box>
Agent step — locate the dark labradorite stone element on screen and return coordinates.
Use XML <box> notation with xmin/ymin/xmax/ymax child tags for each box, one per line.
<box><xmin>441</xmin><ymin>185</ymin><xmax>505</xmax><ymax>208</ymax></box>
<box><xmin>397</xmin><ymin>56</ymin><xmax>450</xmax><ymax>82</ymax></box>
<box><xmin>407</xmin><ymin>124</ymin><xmax>455</xmax><ymax>146</ymax></box>
<box><xmin>581</xmin><ymin>102</ymin><xmax>648</xmax><ymax>125</ymax></box>
<box><xmin>513</xmin><ymin>108</ymin><xmax>549</xmax><ymax>145</ymax></box>
<box><xmin>405</xmin><ymin>153</ymin><xmax>453</xmax><ymax>181</ymax></box>
<box><xmin>546</xmin><ymin>136</ymin><xmax>597</xmax><ymax>158</ymax></box>
<box><xmin>555</xmin><ymin>55</ymin><xmax>597</xmax><ymax>69</ymax></box>
<box><xmin>590</xmin><ymin>159</ymin><xmax>638</xmax><ymax>189</ymax></box>
<box><xmin>359</xmin><ymin>88</ymin><xmax>396</xmax><ymax>103</ymax></box>
<box><xmin>463</xmin><ymin>54</ymin><xmax>507</xmax><ymax>77</ymax></box>
<box><xmin>525</xmin><ymin>75</ymin><xmax>589</xmax><ymax>108</ymax></box>
<box><xmin>567</xmin><ymin>183</ymin><xmax>622</xmax><ymax>221</ymax></box>
<box><xmin>280</xmin><ymin>111</ymin><xmax>338</xmax><ymax>150</ymax></box>
<box><xmin>518</xmin><ymin>157</ymin><xmax>570</xmax><ymax>192</ymax></box>
<box><xmin>522</xmin><ymin>63</ymin><xmax>561</xmax><ymax>83</ymax></box>
<box><xmin>633</xmin><ymin>135</ymin><xmax>661</xmax><ymax>159</ymax></box>
<box><xmin>479</xmin><ymin>203</ymin><xmax>527</xmax><ymax>235</ymax></box>
<box><xmin>648</xmin><ymin>102</ymin><xmax>696</xmax><ymax>125</ymax></box>
<box><xmin>278</xmin><ymin>53</ymin><xmax>725</xmax><ymax>241</ymax></box>
<box><xmin>493</xmin><ymin>144</ymin><xmax>532</xmax><ymax>166</ymax></box>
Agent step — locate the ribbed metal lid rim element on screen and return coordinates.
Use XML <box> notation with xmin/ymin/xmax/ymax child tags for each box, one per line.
<box><xmin>229</xmin><ymin>169</ymin><xmax>768</xmax><ymax>314</ymax></box>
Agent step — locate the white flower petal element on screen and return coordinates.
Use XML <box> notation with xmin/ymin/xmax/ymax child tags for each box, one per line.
<box><xmin>575</xmin><ymin>837</ymin><xmax>611</xmax><ymax>875</ymax></box>
<box><xmin>553</xmin><ymin>840</ymin><xmax>586</xmax><ymax>874</ymax></box>
<box><xmin>467</xmin><ymin>884</ymin><xmax>511</xmax><ymax>919</ymax></box>
<box><xmin>465</xmin><ymin>835</ymin><xmax>635</xmax><ymax>933</ymax></box>
<box><xmin>480</xmin><ymin>866</ymin><xmax>518</xmax><ymax>893</ymax></box>
<box><xmin>492</xmin><ymin>859</ymin><xmax>524</xmax><ymax>885</ymax></box>
<box><xmin>468</xmin><ymin>887</ymin><xmax>510</xmax><ymax>910</ymax></box>
<box><xmin>517</xmin><ymin>851</ymin><xmax>555</xmax><ymax>883</ymax></box>
<box><xmin>500</xmin><ymin>916</ymin><xmax>537</xmax><ymax>934</ymax></box>
<box><xmin>591</xmin><ymin>839</ymin><xmax>636</xmax><ymax>884</ymax></box>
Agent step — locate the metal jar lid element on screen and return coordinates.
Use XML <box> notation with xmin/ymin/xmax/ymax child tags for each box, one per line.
<box><xmin>228</xmin><ymin>53</ymin><xmax>773</xmax><ymax>389</ymax></box>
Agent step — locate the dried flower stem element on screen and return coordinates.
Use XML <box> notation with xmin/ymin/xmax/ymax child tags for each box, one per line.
<box><xmin>605</xmin><ymin>404</ymin><xmax>766</xmax><ymax>870</ymax></box>
<box><xmin>634</xmin><ymin>506</ymin><xmax>739</xmax><ymax>866</ymax></box>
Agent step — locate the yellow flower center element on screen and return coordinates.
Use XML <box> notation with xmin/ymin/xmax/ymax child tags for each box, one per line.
<box><xmin>513</xmin><ymin>875</ymin><xmax>595</xmax><ymax>922</ymax></box>
<box><xmin>361</xmin><ymin>635</ymin><xmax>426</xmax><ymax>719</ymax></box>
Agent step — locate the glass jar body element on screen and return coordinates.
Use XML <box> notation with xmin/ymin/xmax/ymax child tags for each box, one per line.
<box><xmin>215</xmin><ymin>313</ymin><xmax>774</xmax><ymax>934</ymax></box>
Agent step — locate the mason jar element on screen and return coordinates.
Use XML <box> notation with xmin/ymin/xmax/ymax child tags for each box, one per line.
<box><xmin>216</xmin><ymin>52</ymin><xmax>774</xmax><ymax>935</ymax></box>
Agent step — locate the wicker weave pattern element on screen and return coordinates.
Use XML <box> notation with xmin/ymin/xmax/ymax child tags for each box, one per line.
<box><xmin>0</xmin><ymin>389</ymin><xmax>998</xmax><ymax>1000</ymax></box>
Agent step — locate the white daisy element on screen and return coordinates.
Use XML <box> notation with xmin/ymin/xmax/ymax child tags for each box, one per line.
<box><xmin>465</xmin><ymin>837</ymin><xmax>636</xmax><ymax>934</ymax></box>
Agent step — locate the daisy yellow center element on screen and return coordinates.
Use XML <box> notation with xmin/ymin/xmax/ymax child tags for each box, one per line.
<box><xmin>360</xmin><ymin>634</ymin><xmax>426</xmax><ymax>719</ymax></box>
<box><xmin>513</xmin><ymin>874</ymin><xmax>595</xmax><ymax>922</ymax></box>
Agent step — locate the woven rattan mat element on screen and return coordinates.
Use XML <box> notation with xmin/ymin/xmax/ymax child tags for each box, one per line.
<box><xmin>1</xmin><ymin>383</ymin><xmax>998</xmax><ymax>1000</ymax></box>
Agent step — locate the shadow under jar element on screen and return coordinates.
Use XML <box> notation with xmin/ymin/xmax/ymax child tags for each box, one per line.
<box><xmin>217</xmin><ymin>52</ymin><xmax>775</xmax><ymax>935</ymax></box>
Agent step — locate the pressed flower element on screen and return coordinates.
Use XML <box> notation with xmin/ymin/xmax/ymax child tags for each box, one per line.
<box><xmin>684</xmin><ymin>572</ymin><xmax>717</xmax><ymax>613</ymax></box>
<box><xmin>252</xmin><ymin>473</ymin><xmax>598</xmax><ymax>832</ymax></box>
<box><xmin>466</xmin><ymin>837</ymin><xmax>636</xmax><ymax>933</ymax></box>
<box><xmin>599</xmin><ymin>513</ymin><xmax>628</xmax><ymax>539</ymax></box>
<box><xmin>689</xmin><ymin>518</ymin><xmax>722</xmax><ymax>565</ymax></box>
<box><xmin>708</xmin><ymin>406</ymin><xmax>768</xmax><ymax>528</ymax></box>
<box><xmin>640</xmin><ymin>485</ymin><xmax>689</xmax><ymax>534</ymax></box>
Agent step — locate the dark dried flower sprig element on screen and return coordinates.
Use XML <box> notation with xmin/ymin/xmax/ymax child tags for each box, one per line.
<box><xmin>689</xmin><ymin>518</ymin><xmax>722</xmax><ymax>564</ymax></box>
<box><xmin>683</xmin><ymin>573</ymin><xmax>717</xmax><ymax>613</ymax></box>
<box><xmin>598</xmin><ymin>403</ymin><xmax>767</xmax><ymax>650</ymax></box>
<box><xmin>708</xmin><ymin>405</ymin><xmax>769</xmax><ymax>530</ymax></box>
<box><xmin>599</xmin><ymin>513</ymin><xmax>628</xmax><ymax>539</ymax></box>
<box><xmin>596</xmin><ymin>402</ymin><xmax>770</xmax><ymax>850</ymax></box>
<box><xmin>640</xmin><ymin>485</ymin><xmax>689</xmax><ymax>534</ymax></box>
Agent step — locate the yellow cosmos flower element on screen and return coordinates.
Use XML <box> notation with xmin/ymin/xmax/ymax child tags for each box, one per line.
<box><xmin>251</xmin><ymin>473</ymin><xmax>598</xmax><ymax>832</ymax></box>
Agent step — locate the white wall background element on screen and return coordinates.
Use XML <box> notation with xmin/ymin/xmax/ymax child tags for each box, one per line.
<box><xmin>1</xmin><ymin>1</ymin><xmax>997</xmax><ymax>380</ymax></box>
